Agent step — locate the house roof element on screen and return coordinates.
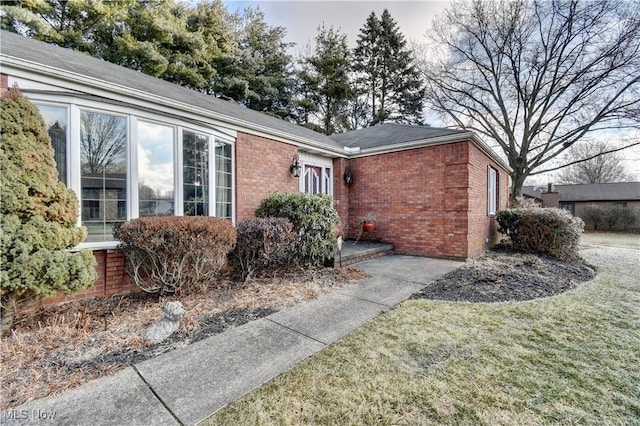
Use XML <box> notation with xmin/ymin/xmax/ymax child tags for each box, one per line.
<box><xmin>330</xmin><ymin>123</ymin><xmax>469</xmax><ymax>149</ymax></box>
<box><xmin>1</xmin><ymin>31</ymin><xmax>511</xmax><ymax>170</ymax></box>
<box><xmin>0</xmin><ymin>30</ymin><xmax>344</xmax><ymax>155</ymax></box>
<box><xmin>522</xmin><ymin>182</ymin><xmax>640</xmax><ymax>202</ymax></box>
<box><xmin>329</xmin><ymin>123</ymin><xmax>511</xmax><ymax>171</ymax></box>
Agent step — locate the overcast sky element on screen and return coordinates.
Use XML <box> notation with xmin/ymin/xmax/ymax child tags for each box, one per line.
<box><xmin>221</xmin><ymin>1</ymin><xmax>639</xmax><ymax>179</ymax></box>
<box><xmin>223</xmin><ymin>1</ymin><xmax>449</xmax><ymax>54</ymax></box>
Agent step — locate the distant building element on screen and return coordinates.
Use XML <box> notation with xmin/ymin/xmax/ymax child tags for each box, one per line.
<box><xmin>522</xmin><ymin>182</ymin><xmax>640</xmax><ymax>230</ymax></box>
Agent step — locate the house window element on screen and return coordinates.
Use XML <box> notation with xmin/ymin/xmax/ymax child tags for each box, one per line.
<box><xmin>561</xmin><ymin>203</ymin><xmax>575</xmax><ymax>215</ymax></box>
<box><xmin>304</xmin><ymin>165</ymin><xmax>321</xmax><ymax>194</ymax></box>
<box><xmin>183</xmin><ymin>130</ymin><xmax>209</xmax><ymax>216</ymax></box>
<box><xmin>35</xmin><ymin>104</ymin><xmax>68</xmax><ymax>184</ymax></box>
<box><xmin>487</xmin><ymin>166</ymin><xmax>499</xmax><ymax>215</ymax></box>
<box><xmin>138</xmin><ymin>121</ymin><xmax>174</xmax><ymax>216</ymax></box>
<box><xmin>30</xmin><ymin>96</ymin><xmax>236</xmax><ymax>246</ymax></box>
<box><xmin>80</xmin><ymin>110</ymin><xmax>127</xmax><ymax>242</ymax></box>
<box><xmin>302</xmin><ymin>163</ymin><xmax>332</xmax><ymax>195</ymax></box>
<box><xmin>215</xmin><ymin>140</ymin><xmax>233</xmax><ymax>219</ymax></box>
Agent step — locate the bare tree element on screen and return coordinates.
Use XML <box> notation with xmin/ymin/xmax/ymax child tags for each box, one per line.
<box><xmin>557</xmin><ymin>140</ymin><xmax>636</xmax><ymax>184</ymax></box>
<box><xmin>424</xmin><ymin>0</ymin><xmax>640</xmax><ymax>202</ymax></box>
<box><xmin>80</xmin><ymin>111</ymin><xmax>126</xmax><ymax>174</ymax></box>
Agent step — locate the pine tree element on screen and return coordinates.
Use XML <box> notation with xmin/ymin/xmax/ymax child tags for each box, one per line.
<box><xmin>0</xmin><ymin>86</ymin><xmax>97</xmax><ymax>330</ymax></box>
<box><xmin>296</xmin><ymin>25</ymin><xmax>352</xmax><ymax>134</ymax></box>
<box><xmin>211</xmin><ymin>7</ymin><xmax>296</xmax><ymax>119</ymax></box>
<box><xmin>352</xmin><ymin>9</ymin><xmax>425</xmax><ymax>126</ymax></box>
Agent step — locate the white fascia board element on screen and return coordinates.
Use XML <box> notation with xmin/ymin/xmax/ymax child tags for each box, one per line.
<box><xmin>1</xmin><ymin>56</ymin><xmax>346</xmax><ymax>158</ymax></box>
<box><xmin>346</xmin><ymin>131</ymin><xmax>512</xmax><ymax>173</ymax></box>
<box><xmin>347</xmin><ymin>132</ymin><xmax>477</xmax><ymax>157</ymax></box>
<box><xmin>468</xmin><ymin>134</ymin><xmax>513</xmax><ymax>173</ymax></box>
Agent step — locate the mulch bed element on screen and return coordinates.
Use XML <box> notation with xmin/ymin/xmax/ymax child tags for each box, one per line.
<box><xmin>2</xmin><ymin>251</ymin><xmax>597</xmax><ymax>409</ymax></box>
<box><xmin>1</xmin><ymin>267</ymin><xmax>367</xmax><ymax>409</ymax></box>
<box><xmin>411</xmin><ymin>250</ymin><xmax>596</xmax><ymax>303</ymax></box>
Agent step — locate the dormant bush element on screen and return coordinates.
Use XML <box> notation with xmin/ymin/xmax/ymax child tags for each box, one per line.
<box><xmin>232</xmin><ymin>217</ymin><xmax>298</xmax><ymax>281</ymax></box>
<box><xmin>496</xmin><ymin>208</ymin><xmax>584</xmax><ymax>260</ymax></box>
<box><xmin>114</xmin><ymin>216</ymin><xmax>236</xmax><ymax>294</ymax></box>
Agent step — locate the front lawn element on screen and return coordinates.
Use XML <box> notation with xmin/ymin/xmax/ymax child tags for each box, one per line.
<box><xmin>206</xmin><ymin>238</ymin><xmax>640</xmax><ymax>425</ymax></box>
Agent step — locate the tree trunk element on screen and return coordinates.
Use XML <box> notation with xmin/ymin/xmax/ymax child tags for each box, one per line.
<box><xmin>509</xmin><ymin>171</ymin><xmax>528</xmax><ymax>207</ymax></box>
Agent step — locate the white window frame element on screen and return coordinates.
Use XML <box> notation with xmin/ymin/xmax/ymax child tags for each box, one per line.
<box><xmin>27</xmin><ymin>94</ymin><xmax>236</xmax><ymax>249</ymax></box>
<box><xmin>487</xmin><ymin>166</ymin><xmax>498</xmax><ymax>215</ymax></box>
<box><xmin>298</xmin><ymin>152</ymin><xmax>333</xmax><ymax>196</ymax></box>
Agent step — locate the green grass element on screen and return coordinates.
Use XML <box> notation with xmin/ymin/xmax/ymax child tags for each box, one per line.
<box><xmin>204</xmin><ymin>238</ymin><xmax>640</xmax><ymax>425</ymax></box>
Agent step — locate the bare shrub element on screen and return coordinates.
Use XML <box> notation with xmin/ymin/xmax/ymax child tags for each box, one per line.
<box><xmin>497</xmin><ymin>208</ymin><xmax>584</xmax><ymax>260</ymax></box>
<box><xmin>232</xmin><ymin>218</ymin><xmax>298</xmax><ymax>281</ymax></box>
<box><xmin>114</xmin><ymin>217</ymin><xmax>236</xmax><ymax>294</ymax></box>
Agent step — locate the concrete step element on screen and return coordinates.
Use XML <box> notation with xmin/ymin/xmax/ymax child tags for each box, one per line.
<box><xmin>334</xmin><ymin>240</ymin><xmax>394</xmax><ymax>267</ymax></box>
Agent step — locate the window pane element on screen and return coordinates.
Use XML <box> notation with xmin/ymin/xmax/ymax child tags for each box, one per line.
<box><xmin>183</xmin><ymin>131</ymin><xmax>209</xmax><ymax>216</ymax></box>
<box><xmin>80</xmin><ymin>111</ymin><xmax>127</xmax><ymax>241</ymax></box>
<box><xmin>488</xmin><ymin>167</ymin><xmax>497</xmax><ymax>215</ymax></box>
<box><xmin>35</xmin><ymin>104</ymin><xmax>68</xmax><ymax>184</ymax></box>
<box><xmin>215</xmin><ymin>140</ymin><xmax>232</xmax><ymax>220</ymax></box>
<box><xmin>138</xmin><ymin>122</ymin><xmax>174</xmax><ymax>216</ymax></box>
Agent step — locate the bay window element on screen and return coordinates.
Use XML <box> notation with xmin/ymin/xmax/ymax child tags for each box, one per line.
<box><xmin>34</xmin><ymin>100</ymin><xmax>235</xmax><ymax>247</ymax></box>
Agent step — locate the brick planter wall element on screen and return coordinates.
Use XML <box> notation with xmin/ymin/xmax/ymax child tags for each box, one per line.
<box><xmin>39</xmin><ymin>249</ymin><xmax>138</xmax><ymax>308</ymax></box>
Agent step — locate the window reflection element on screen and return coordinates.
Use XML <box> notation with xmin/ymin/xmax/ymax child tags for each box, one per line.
<box><xmin>183</xmin><ymin>131</ymin><xmax>209</xmax><ymax>216</ymax></box>
<box><xmin>215</xmin><ymin>140</ymin><xmax>232</xmax><ymax>219</ymax></box>
<box><xmin>35</xmin><ymin>104</ymin><xmax>67</xmax><ymax>184</ymax></box>
<box><xmin>80</xmin><ymin>111</ymin><xmax>127</xmax><ymax>241</ymax></box>
<box><xmin>138</xmin><ymin>121</ymin><xmax>174</xmax><ymax>216</ymax></box>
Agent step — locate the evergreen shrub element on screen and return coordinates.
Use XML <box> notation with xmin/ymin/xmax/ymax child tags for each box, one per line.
<box><xmin>496</xmin><ymin>208</ymin><xmax>584</xmax><ymax>260</ymax></box>
<box><xmin>1</xmin><ymin>86</ymin><xmax>96</xmax><ymax>329</ymax></box>
<box><xmin>255</xmin><ymin>192</ymin><xmax>340</xmax><ymax>267</ymax></box>
<box><xmin>114</xmin><ymin>216</ymin><xmax>236</xmax><ymax>294</ymax></box>
<box><xmin>233</xmin><ymin>217</ymin><xmax>297</xmax><ymax>281</ymax></box>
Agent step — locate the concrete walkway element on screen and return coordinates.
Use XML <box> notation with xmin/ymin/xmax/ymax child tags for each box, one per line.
<box><xmin>2</xmin><ymin>255</ymin><xmax>462</xmax><ymax>426</ymax></box>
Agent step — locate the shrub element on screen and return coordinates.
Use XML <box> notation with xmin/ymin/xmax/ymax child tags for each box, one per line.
<box><xmin>581</xmin><ymin>204</ymin><xmax>639</xmax><ymax>231</ymax></box>
<box><xmin>1</xmin><ymin>86</ymin><xmax>96</xmax><ymax>330</ymax></box>
<box><xmin>618</xmin><ymin>207</ymin><xmax>639</xmax><ymax>231</ymax></box>
<box><xmin>497</xmin><ymin>208</ymin><xmax>584</xmax><ymax>259</ymax></box>
<box><xmin>232</xmin><ymin>218</ymin><xmax>298</xmax><ymax>281</ymax></box>
<box><xmin>255</xmin><ymin>192</ymin><xmax>340</xmax><ymax>267</ymax></box>
<box><xmin>114</xmin><ymin>216</ymin><xmax>236</xmax><ymax>294</ymax></box>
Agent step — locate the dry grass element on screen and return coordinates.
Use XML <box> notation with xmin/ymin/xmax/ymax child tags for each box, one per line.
<box><xmin>206</xmin><ymin>241</ymin><xmax>639</xmax><ymax>425</ymax></box>
<box><xmin>0</xmin><ymin>267</ymin><xmax>367</xmax><ymax>409</ymax></box>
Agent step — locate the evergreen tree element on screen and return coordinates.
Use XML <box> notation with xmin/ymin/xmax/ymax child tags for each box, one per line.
<box><xmin>211</xmin><ymin>7</ymin><xmax>296</xmax><ymax>119</ymax></box>
<box><xmin>91</xmin><ymin>0</ymin><xmax>215</xmax><ymax>90</ymax></box>
<box><xmin>1</xmin><ymin>86</ymin><xmax>97</xmax><ymax>330</ymax></box>
<box><xmin>0</xmin><ymin>0</ymin><xmax>128</xmax><ymax>53</ymax></box>
<box><xmin>296</xmin><ymin>25</ymin><xmax>352</xmax><ymax>135</ymax></box>
<box><xmin>352</xmin><ymin>9</ymin><xmax>425</xmax><ymax>126</ymax></box>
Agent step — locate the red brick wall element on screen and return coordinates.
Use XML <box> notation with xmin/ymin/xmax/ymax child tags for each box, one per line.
<box><xmin>1</xmin><ymin>73</ymin><xmax>9</xmax><ymax>96</ymax></box>
<box><xmin>346</xmin><ymin>143</ymin><xmax>471</xmax><ymax>259</ymax></box>
<box><xmin>466</xmin><ymin>143</ymin><xmax>510</xmax><ymax>257</ymax></box>
<box><xmin>235</xmin><ymin>132</ymin><xmax>299</xmax><ymax>220</ymax></box>
<box><xmin>42</xmin><ymin>249</ymin><xmax>138</xmax><ymax>307</ymax></box>
<box><xmin>333</xmin><ymin>158</ymin><xmax>351</xmax><ymax>235</ymax></box>
<box><xmin>346</xmin><ymin>141</ymin><xmax>509</xmax><ymax>259</ymax></box>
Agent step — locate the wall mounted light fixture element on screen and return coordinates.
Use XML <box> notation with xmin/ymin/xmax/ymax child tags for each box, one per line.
<box><xmin>343</xmin><ymin>165</ymin><xmax>353</xmax><ymax>185</ymax></box>
<box><xmin>289</xmin><ymin>154</ymin><xmax>301</xmax><ymax>177</ymax></box>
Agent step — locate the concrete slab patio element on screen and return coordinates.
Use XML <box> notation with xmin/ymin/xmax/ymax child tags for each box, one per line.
<box><xmin>2</xmin><ymin>255</ymin><xmax>462</xmax><ymax>426</ymax></box>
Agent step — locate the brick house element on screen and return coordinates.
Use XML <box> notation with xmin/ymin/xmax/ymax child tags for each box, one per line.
<box><xmin>1</xmin><ymin>31</ymin><xmax>510</xmax><ymax>303</ymax></box>
<box><xmin>523</xmin><ymin>182</ymin><xmax>640</xmax><ymax>230</ymax></box>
